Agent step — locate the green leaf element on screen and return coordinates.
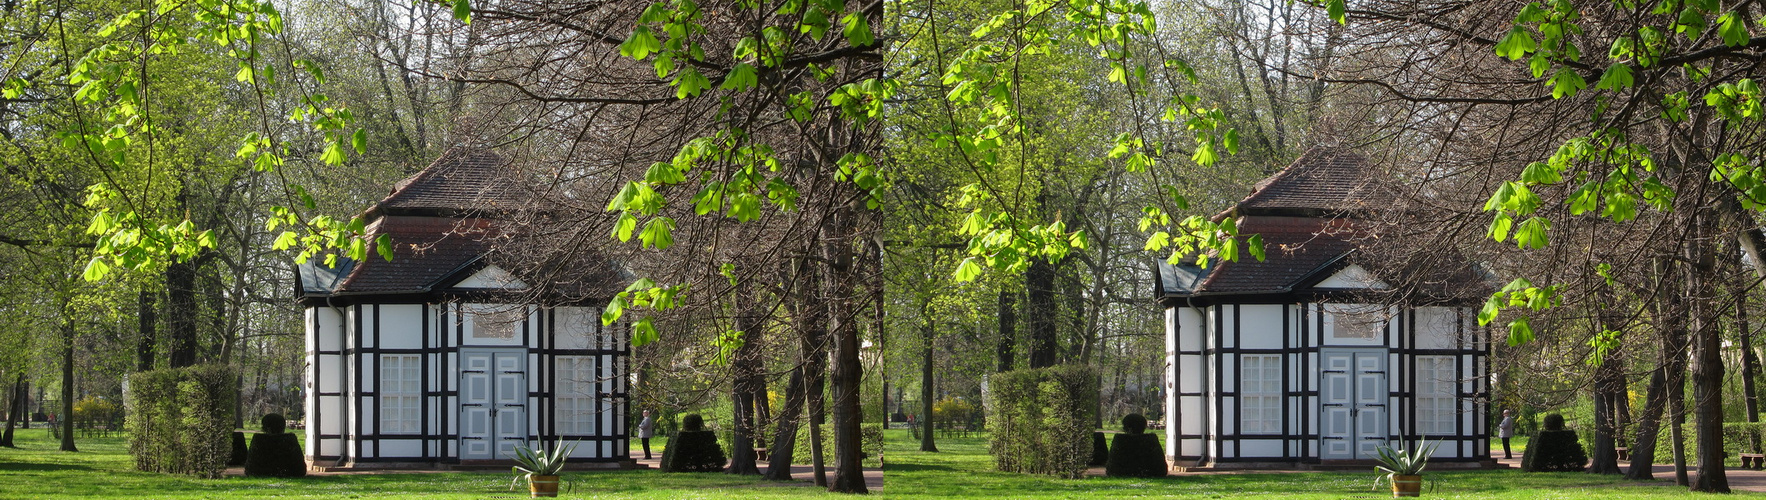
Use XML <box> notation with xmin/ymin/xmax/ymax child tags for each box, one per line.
<box><xmin>639</xmin><ymin>217</ymin><xmax>675</xmax><ymax>249</ymax></box>
<box><xmin>953</xmin><ymin>257</ymin><xmax>984</xmax><ymax>282</ymax></box>
<box><xmin>1246</xmin><ymin>234</ymin><xmax>1265</xmax><ymax>261</ymax></box>
<box><xmin>82</xmin><ymin>257</ymin><xmax>111</xmax><ymax>281</ymax></box>
<box><xmin>632</xmin><ymin>317</ymin><xmax>659</xmax><ymax>347</ymax></box>
<box><xmin>1549</xmin><ymin>68</ymin><xmax>1587</xmax><ymax>99</ymax></box>
<box><xmin>1718</xmin><ymin>11</ymin><xmax>1750</xmax><ymax>46</ymax></box>
<box><xmin>1494</xmin><ymin>27</ymin><xmax>1537</xmax><ymax>60</ymax></box>
<box><xmin>375</xmin><ymin>233</ymin><xmax>394</xmax><ymax>261</ymax></box>
<box><xmin>351</xmin><ymin>129</ymin><xmax>367</xmax><ymax>153</ymax></box>
<box><xmin>1507</xmin><ymin>318</ymin><xmax>1535</xmax><ymax>345</ymax></box>
<box><xmin>321</xmin><ymin>142</ymin><xmax>346</xmax><ymax>165</ymax></box>
<box><xmin>273</xmin><ymin>231</ymin><xmax>298</xmax><ymax>250</ymax></box>
<box><xmin>612</xmin><ymin>212</ymin><xmax>638</xmax><ymax>242</ymax></box>
<box><xmin>720</xmin><ymin>63</ymin><xmax>758</xmax><ymax>91</ymax></box>
<box><xmin>841</xmin><ymin>12</ymin><xmax>873</xmax><ymax>46</ymax></box>
<box><xmin>1488</xmin><ymin>212</ymin><xmax>1514</xmax><ymax>242</ymax></box>
<box><xmin>452</xmin><ymin>0</ymin><xmax>471</xmax><ymax>24</ymax></box>
<box><xmin>1326</xmin><ymin>0</ymin><xmax>1347</xmax><ymax>24</ymax></box>
<box><xmin>620</xmin><ymin>27</ymin><xmax>662</xmax><ymax>60</ymax></box>
<box><xmin>1514</xmin><ymin>216</ymin><xmax>1551</xmax><ymax>250</ymax></box>
<box><xmin>1594</xmin><ymin>63</ymin><xmax>1633</xmax><ymax>91</ymax></box>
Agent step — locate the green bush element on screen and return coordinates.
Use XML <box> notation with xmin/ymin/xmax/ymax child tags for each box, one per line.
<box><xmin>662</xmin><ymin>414</ymin><xmax>726</xmax><ymax>472</ymax></box>
<box><xmin>1105</xmin><ymin>434</ymin><xmax>1168</xmax><ymax>478</ymax></box>
<box><xmin>1640</xmin><ymin>421</ymin><xmax>1766</xmax><ymax>467</ymax></box>
<box><xmin>227</xmin><ymin>432</ymin><xmax>248</xmax><ymax>467</ymax></box>
<box><xmin>244</xmin><ymin>432</ymin><xmax>307</xmax><ymax>478</ymax></box>
<box><xmin>1089</xmin><ymin>432</ymin><xmax>1108</xmax><ymax>467</ymax></box>
<box><xmin>125</xmin><ymin>364</ymin><xmax>236</xmax><ymax>478</ymax></box>
<box><xmin>984</xmin><ymin>365</ymin><xmax>1098</xmax><ymax>478</ymax></box>
<box><xmin>1522</xmin><ymin>414</ymin><xmax>1585</xmax><ymax>472</ymax></box>
<box><xmin>789</xmin><ymin>423</ymin><xmax>885</xmax><ymax>467</ymax></box>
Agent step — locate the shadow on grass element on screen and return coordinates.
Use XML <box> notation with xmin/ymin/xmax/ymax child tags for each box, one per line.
<box><xmin>0</xmin><ymin>462</ymin><xmax>97</xmax><ymax>472</ymax></box>
<box><xmin>882</xmin><ymin>462</ymin><xmax>961</xmax><ymax>473</ymax></box>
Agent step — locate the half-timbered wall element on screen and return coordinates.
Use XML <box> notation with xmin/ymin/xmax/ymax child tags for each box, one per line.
<box><xmin>305</xmin><ymin>301</ymin><xmax>631</xmax><ymax>466</ymax></box>
<box><xmin>1164</xmin><ymin>301</ymin><xmax>1488</xmax><ymax>466</ymax></box>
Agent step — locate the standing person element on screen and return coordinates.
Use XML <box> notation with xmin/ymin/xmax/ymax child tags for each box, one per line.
<box><xmin>1498</xmin><ymin>409</ymin><xmax>1517</xmax><ymax>459</ymax></box>
<box><xmin>638</xmin><ymin>409</ymin><xmax>656</xmax><ymax>459</ymax></box>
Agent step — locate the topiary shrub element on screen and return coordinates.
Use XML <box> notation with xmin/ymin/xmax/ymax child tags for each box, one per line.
<box><xmin>244</xmin><ymin>413</ymin><xmax>306</xmax><ymax>478</ymax></box>
<box><xmin>125</xmin><ymin>364</ymin><xmax>236</xmax><ymax>478</ymax></box>
<box><xmin>227</xmin><ymin>432</ymin><xmax>248</xmax><ymax>467</ymax></box>
<box><xmin>662</xmin><ymin>414</ymin><xmax>726</xmax><ymax>472</ymax></box>
<box><xmin>1105</xmin><ymin>413</ymin><xmax>1167</xmax><ymax>478</ymax></box>
<box><xmin>1090</xmin><ymin>432</ymin><xmax>1109</xmax><ymax>466</ymax></box>
<box><xmin>261</xmin><ymin>413</ymin><xmax>287</xmax><ymax>434</ymax></box>
<box><xmin>1522</xmin><ymin>413</ymin><xmax>1586</xmax><ymax>472</ymax></box>
<box><xmin>984</xmin><ymin>365</ymin><xmax>1098</xmax><ymax>478</ymax></box>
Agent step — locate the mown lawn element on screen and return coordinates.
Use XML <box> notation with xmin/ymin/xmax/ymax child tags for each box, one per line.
<box><xmin>0</xmin><ymin>429</ymin><xmax>837</xmax><ymax>499</ymax></box>
<box><xmin>884</xmin><ymin>429</ymin><xmax>1758</xmax><ymax>499</ymax></box>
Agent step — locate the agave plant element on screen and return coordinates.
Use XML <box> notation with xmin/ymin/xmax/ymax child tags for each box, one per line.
<box><xmin>508</xmin><ymin>442</ymin><xmax>577</xmax><ymax>489</ymax></box>
<box><xmin>1372</xmin><ymin>440</ymin><xmax>1439</xmax><ymax>490</ymax></box>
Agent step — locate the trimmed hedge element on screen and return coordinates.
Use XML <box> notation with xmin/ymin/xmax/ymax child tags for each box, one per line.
<box><xmin>1105</xmin><ymin>434</ymin><xmax>1168</xmax><ymax>478</ymax></box>
<box><xmin>125</xmin><ymin>364</ymin><xmax>236</xmax><ymax>478</ymax></box>
<box><xmin>244</xmin><ymin>432</ymin><xmax>307</xmax><ymax>477</ymax></box>
<box><xmin>791</xmin><ymin>423</ymin><xmax>886</xmax><ymax>467</ymax></box>
<box><xmin>663</xmin><ymin>414</ymin><xmax>726</xmax><ymax>472</ymax></box>
<box><xmin>227</xmin><ymin>432</ymin><xmax>248</xmax><ymax>467</ymax></box>
<box><xmin>1522</xmin><ymin>414</ymin><xmax>1585</xmax><ymax>472</ymax></box>
<box><xmin>1640</xmin><ymin>422</ymin><xmax>1766</xmax><ymax>466</ymax></box>
<box><xmin>1089</xmin><ymin>432</ymin><xmax>1108</xmax><ymax>467</ymax></box>
<box><xmin>984</xmin><ymin>365</ymin><xmax>1098</xmax><ymax>478</ymax></box>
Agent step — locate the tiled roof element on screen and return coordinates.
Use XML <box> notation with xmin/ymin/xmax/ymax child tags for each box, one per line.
<box><xmin>331</xmin><ymin>216</ymin><xmax>502</xmax><ymax>293</ymax></box>
<box><xmin>1185</xmin><ymin>216</ymin><xmax>1363</xmax><ymax>294</ymax></box>
<box><xmin>1221</xmin><ymin>148</ymin><xmax>1394</xmax><ymax>219</ymax></box>
<box><xmin>369</xmin><ymin>149</ymin><xmax>526</xmax><ymax>217</ymax></box>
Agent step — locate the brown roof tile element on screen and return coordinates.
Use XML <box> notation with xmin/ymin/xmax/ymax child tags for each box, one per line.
<box><xmin>1220</xmin><ymin>148</ymin><xmax>1394</xmax><ymax>219</ymax></box>
<box><xmin>332</xmin><ymin>216</ymin><xmax>502</xmax><ymax>293</ymax></box>
<box><xmin>1191</xmin><ymin>216</ymin><xmax>1362</xmax><ymax>293</ymax></box>
<box><xmin>369</xmin><ymin>149</ymin><xmax>527</xmax><ymax>217</ymax></box>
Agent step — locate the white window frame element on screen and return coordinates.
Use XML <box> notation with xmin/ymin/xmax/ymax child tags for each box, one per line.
<box><xmin>1415</xmin><ymin>356</ymin><xmax>1458</xmax><ymax>435</ymax></box>
<box><xmin>1240</xmin><ymin>354</ymin><xmax>1283</xmax><ymax>434</ymax></box>
<box><xmin>1327</xmin><ymin>303</ymin><xmax>1385</xmax><ymax>340</ymax></box>
<box><xmin>467</xmin><ymin>304</ymin><xmax>523</xmax><ymax>340</ymax></box>
<box><xmin>555</xmin><ymin>356</ymin><xmax>596</xmax><ymax>435</ymax></box>
<box><xmin>379</xmin><ymin>354</ymin><xmax>422</xmax><ymax>434</ymax></box>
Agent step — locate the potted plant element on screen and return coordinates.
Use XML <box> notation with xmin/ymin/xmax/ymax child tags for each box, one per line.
<box><xmin>1373</xmin><ymin>440</ymin><xmax>1440</xmax><ymax>498</ymax></box>
<box><xmin>509</xmin><ymin>442</ymin><xmax>577</xmax><ymax>498</ymax></box>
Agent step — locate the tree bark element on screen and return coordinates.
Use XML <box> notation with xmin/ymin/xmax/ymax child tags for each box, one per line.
<box><xmin>763</xmin><ymin>361</ymin><xmax>806</xmax><ymax>480</ymax></box>
<box><xmin>919</xmin><ymin>317</ymin><xmax>937</xmax><ymax>452</ymax></box>
<box><xmin>136</xmin><ymin>288</ymin><xmax>156</xmax><ymax>372</ymax></box>
<box><xmin>824</xmin><ymin>200</ymin><xmax>867</xmax><ymax>494</ymax></box>
<box><xmin>727</xmin><ymin>312</ymin><xmax>763</xmax><ymax>476</ymax></box>
<box><xmin>59</xmin><ymin>314</ymin><xmax>76</xmax><ymax>452</ymax></box>
<box><xmin>1688</xmin><ymin>217</ymin><xmax>1729</xmax><ymax>493</ymax></box>
<box><xmin>165</xmin><ymin>260</ymin><xmax>198</xmax><ymax>368</ymax></box>
<box><xmin>1</xmin><ymin>373</ymin><xmax>21</xmax><ymax>447</ymax></box>
<box><xmin>1025</xmin><ymin>257</ymin><xmax>1057</xmax><ymax>369</ymax></box>
<box><xmin>1631</xmin><ymin>256</ymin><xmax>1690</xmax><ymax>480</ymax></box>
<box><xmin>996</xmin><ymin>289</ymin><xmax>1016</xmax><ymax>372</ymax></box>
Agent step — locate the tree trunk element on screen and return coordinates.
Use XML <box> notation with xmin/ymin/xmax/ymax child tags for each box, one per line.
<box><xmin>1688</xmin><ymin>218</ymin><xmax>1729</xmax><ymax>493</ymax></box>
<box><xmin>1</xmin><ymin>373</ymin><xmax>21</xmax><ymax>447</ymax></box>
<box><xmin>763</xmin><ymin>362</ymin><xmax>806</xmax><ymax>480</ymax></box>
<box><xmin>808</xmin><ymin>358</ymin><xmax>827</xmax><ymax>486</ymax></box>
<box><xmin>996</xmin><ymin>289</ymin><xmax>1016</xmax><ymax>372</ymax></box>
<box><xmin>136</xmin><ymin>288</ymin><xmax>156</xmax><ymax>372</ymax></box>
<box><xmin>1626</xmin><ymin>358</ymin><xmax>1670</xmax><ymax>480</ymax></box>
<box><xmin>59</xmin><ymin>314</ymin><xmax>76</xmax><ymax>452</ymax></box>
<box><xmin>727</xmin><ymin>311</ymin><xmax>763</xmax><ymax>476</ymax></box>
<box><xmin>919</xmin><ymin>319</ymin><xmax>937</xmax><ymax>452</ymax></box>
<box><xmin>1025</xmin><ymin>257</ymin><xmax>1057</xmax><ymax>369</ymax></box>
<box><xmin>825</xmin><ymin>221</ymin><xmax>867</xmax><ymax>493</ymax></box>
<box><xmin>1671</xmin><ymin>353</ymin><xmax>1690</xmax><ymax>486</ymax></box>
<box><xmin>165</xmin><ymin>260</ymin><xmax>198</xmax><ymax>368</ymax></box>
<box><xmin>1588</xmin><ymin>352</ymin><xmax>1623</xmax><ymax>474</ymax></box>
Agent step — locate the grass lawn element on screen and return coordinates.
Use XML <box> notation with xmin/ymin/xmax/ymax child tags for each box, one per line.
<box><xmin>885</xmin><ymin>429</ymin><xmax>1759</xmax><ymax>499</ymax></box>
<box><xmin>0</xmin><ymin>429</ymin><xmax>840</xmax><ymax>499</ymax></box>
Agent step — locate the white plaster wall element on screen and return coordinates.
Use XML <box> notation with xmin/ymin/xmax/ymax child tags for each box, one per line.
<box><xmin>314</xmin><ymin>307</ymin><xmax>345</xmax><ymax>352</ymax></box>
<box><xmin>555</xmin><ymin>307</ymin><xmax>597</xmax><ymax>350</ymax></box>
<box><xmin>380</xmin><ymin>440</ymin><xmax>422</xmax><ymax>458</ymax></box>
<box><xmin>379</xmin><ymin>304</ymin><xmax>424</xmax><ymax>349</ymax></box>
<box><xmin>1238</xmin><ymin>305</ymin><xmax>1285</xmax><ymax>349</ymax></box>
<box><xmin>1239</xmin><ymin>439</ymin><xmax>1282</xmax><ymax>458</ymax></box>
<box><xmin>1165</xmin><ymin>307</ymin><xmax>1177</xmax><ymax>457</ymax></box>
<box><xmin>318</xmin><ymin>396</ymin><xmax>342</xmax><ymax>434</ymax></box>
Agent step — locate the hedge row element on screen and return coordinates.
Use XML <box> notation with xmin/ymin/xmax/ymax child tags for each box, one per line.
<box><xmin>125</xmin><ymin>364</ymin><xmax>236</xmax><ymax>478</ymax></box>
<box><xmin>984</xmin><ymin>365</ymin><xmax>1098</xmax><ymax>478</ymax></box>
<box><xmin>1634</xmin><ymin>421</ymin><xmax>1766</xmax><ymax>466</ymax></box>
<box><xmin>790</xmin><ymin>423</ymin><xmax>885</xmax><ymax>467</ymax></box>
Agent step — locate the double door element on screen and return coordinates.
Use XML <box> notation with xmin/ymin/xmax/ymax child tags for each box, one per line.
<box><xmin>1320</xmin><ymin>349</ymin><xmax>1387</xmax><ymax>459</ymax></box>
<box><xmin>460</xmin><ymin>350</ymin><xmax>527</xmax><ymax>460</ymax></box>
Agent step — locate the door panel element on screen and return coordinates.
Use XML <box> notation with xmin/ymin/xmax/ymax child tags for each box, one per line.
<box><xmin>460</xmin><ymin>349</ymin><xmax>526</xmax><ymax>460</ymax></box>
<box><xmin>1321</xmin><ymin>349</ymin><xmax>1387</xmax><ymax>459</ymax></box>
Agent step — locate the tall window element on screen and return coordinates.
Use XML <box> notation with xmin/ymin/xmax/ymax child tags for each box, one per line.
<box><xmin>556</xmin><ymin>356</ymin><xmax>595</xmax><ymax>435</ymax></box>
<box><xmin>1240</xmin><ymin>354</ymin><xmax>1283</xmax><ymax>434</ymax></box>
<box><xmin>1416</xmin><ymin>356</ymin><xmax>1458</xmax><ymax>435</ymax></box>
<box><xmin>380</xmin><ymin>354</ymin><xmax>421</xmax><ymax>434</ymax></box>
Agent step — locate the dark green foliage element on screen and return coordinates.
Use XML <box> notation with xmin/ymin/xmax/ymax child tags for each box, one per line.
<box><xmin>1522</xmin><ymin>428</ymin><xmax>1586</xmax><ymax>472</ymax></box>
<box><xmin>984</xmin><ymin>365</ymin><xmax>1098</xmax><ymax>478</ymax></box>
<box><xmin>1122</xmin><ymin>414</ymin><xmax>1148</xmax><ymax>435</ymax></box>
<box><xmin>1542</xmin><ymin>413</ymin><xmax>1565</xmax><ymax>431</ymax></box>
<box><xmin>682</xmin><ymin>414</ymin><xmax>705</xmax><ymax>432</ymax></box>
<box><xmin>124</xmin><ymin>364</ymin><xmax>237</xmax><ymax>478</ymax></box>
<box><xmin>1645</xmin><ymin>422</ymin><xmax>1766</xmax><ymax>466</ymax></box>
<box><xmin>1089</xmin><ymin>432</ymin><xmax>1108</xmax><ymax>467</ymax></box>
<box><xmin>792</xmin><ymin>423</ymin><xmax>886</xmax><ymax>466</ymax></box>
<box><xmin>662</xmin><ymin>428</ymin><xmax>726</xmax><ymax>472</ymax></box>
<box><xmin>244</xmin><ymin>433</ymin><xmax>307</xmax><ymax>478</ymax></box>
<box><xmin>261</xmin><ymin>413</ymin><xmax>287</xmax><ymax>434</ymax></box>
<box><xmin>1105</xmin><ymin>433</ymin><xmax>1168</xmax><ymax>478</ymax></box>
<box><xmin>228</xmin><ymin>432</ymin><xmax>248</xmax><ymax>467</ymax></box>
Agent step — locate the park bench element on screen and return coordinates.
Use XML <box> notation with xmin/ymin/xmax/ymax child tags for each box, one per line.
<box><xmin>1742</xmin><ymin>453</ymin><xmax>1765</xmax><ymax>469</ymax></box>
<box><xmin>1615</xmin><ymin>447</ymin><xmax>1629</xmax><ymax>461</ymax></box>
